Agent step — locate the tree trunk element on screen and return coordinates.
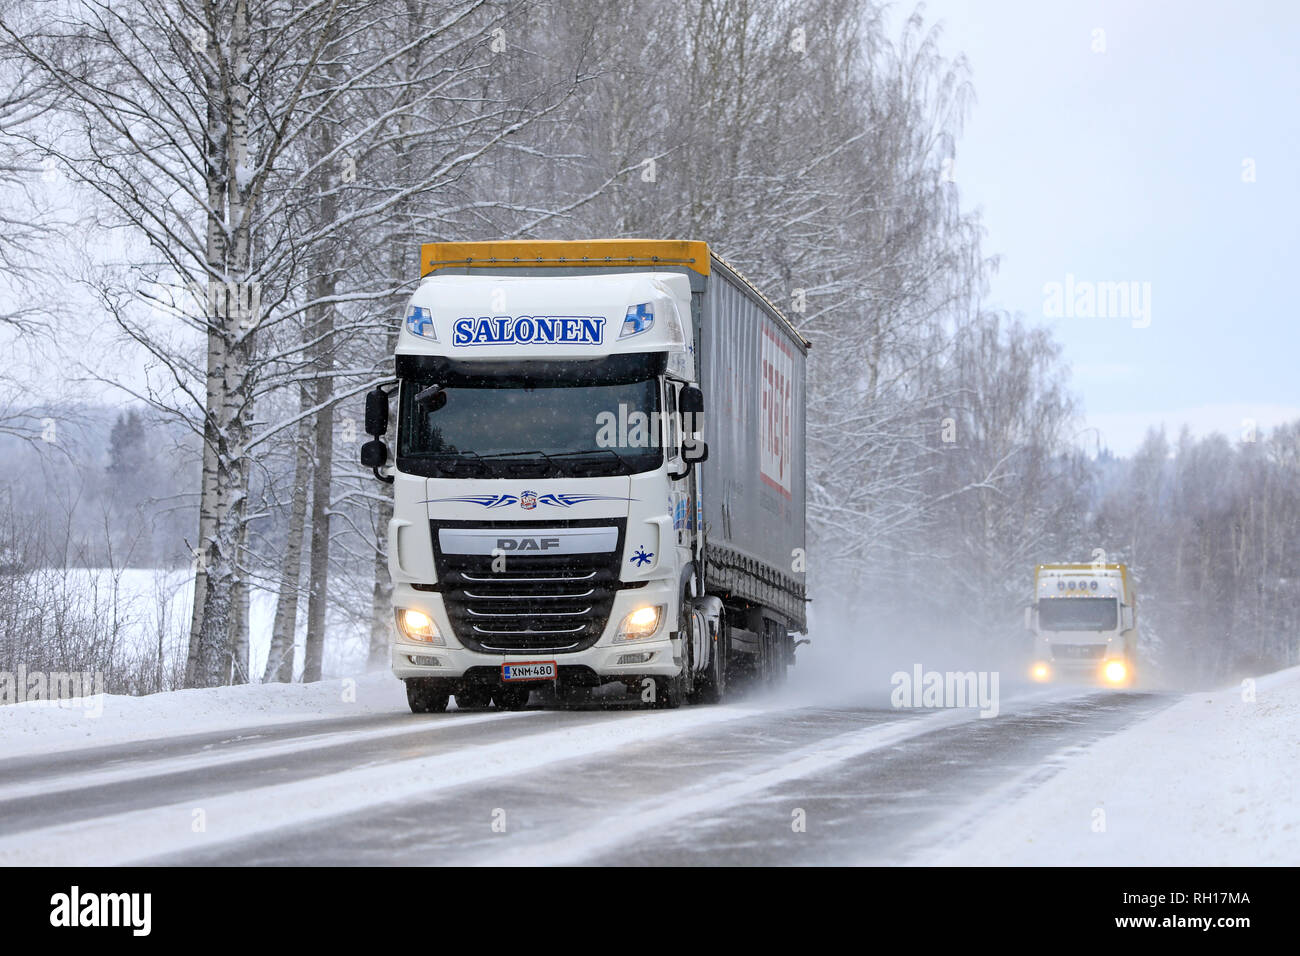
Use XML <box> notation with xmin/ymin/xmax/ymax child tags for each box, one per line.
<box><xmin>229</xmin><ymin>517</ymin><xmax>251</xmax><ymax>683</ymax></box>
<box><xmin>193</xmin><ymin>0</ymin><xmax>254</xmax><ymax>689</ymax></box>
<box><xmin>185</xmin><ymin>18</ymin><xmax>230</xmax><ymax>688</ymax></box>
<box><xmin>367</xmin><ymin>314</ymin><xmax>399</xmax><ymax>669</ymax></box>
<box><xmin>302</xmin><ymin>283</ymin><xmax>335</xmax><ymax>682</ymax></box>
<box><xmin>185</xmin><ymin>412</ymin><xmax>218</xmax><ymax>686</ymax></box>
<box><xmin>301</xmin><ymin>53</ymin><xmax>340</xmax><ymax>682</ymax></box>
<box><xmin>264</xmin><ymin>397</ymin><xmax>313</xmax><ymax>682</ymax></box>
<box><xmin>367</xmin><ymin>532</ymin><xmax>393</xmax><ymax>668</ymax></box>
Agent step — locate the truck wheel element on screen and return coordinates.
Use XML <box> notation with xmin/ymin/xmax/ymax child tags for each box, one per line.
<box><xmin>493</xmin><ymin>685</ymin><xmax>531</xmax><ymax>711</ymax></box>
<box><xmin>655</xmin><ymin>590</ymin><xmax>697</xmax><ymax>708</ymax></box>
<box><xmin>455</xmin><ymin>684</ymin><xmax>493</xmax><ymax>710</ymax></box>
<box><xmin>651</xmin><ymin>674</ymin><xmax>684</xmax><ymax>709</ymax></box>
<box><xmin>688</xmin><ymin>612</ymin><xmax>726</xmax><ymax>705</ymax></box>
<box><xmin>763</xmin><ymin>620</ymin><xmax>788</xmax><ymax>688</ymax></box>
<box><xmin>406</xmin><ymin>678</ymin><xmax>450</xmax><ymax>714</ymax></box>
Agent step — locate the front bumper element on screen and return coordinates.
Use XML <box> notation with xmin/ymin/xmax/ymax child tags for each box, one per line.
<box><xmin>1032</xmin><ymin>646</ymin><xmax>1132</xmax><ymax>685</ymax></box>
<box><xmin>390</xmin><ymin>581</ymin><xmax>682</xmax><ymax>682</ymax></box>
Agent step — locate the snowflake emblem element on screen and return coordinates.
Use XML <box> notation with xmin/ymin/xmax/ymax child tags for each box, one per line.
<box><xmin>630</xmin><ymin>547</ymin><xmax>654</xmax><ymax>567</ymax></box>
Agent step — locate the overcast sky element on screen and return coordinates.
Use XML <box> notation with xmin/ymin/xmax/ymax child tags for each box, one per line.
<box><xmin>910</xmin><ymin>0</ymin><xmax>1300</xmax><ymax>454</ymax></box>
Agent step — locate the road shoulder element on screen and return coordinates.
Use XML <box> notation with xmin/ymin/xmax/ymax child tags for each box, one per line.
<box><xmin>920</xmin><ymin>666</ymin><xmax>1300</xmax><ymax>865</ymax></box>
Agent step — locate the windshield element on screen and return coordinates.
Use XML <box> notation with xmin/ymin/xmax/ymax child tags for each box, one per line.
<box><xmin>1037</xmin><ymin>597</ymin><xmax>1118</xmax><ymax>632</ymax></box>
<box><xmin>396</xmin><ymin>355</ymin><xmax>665</xmax><ymax>478</ymax></box>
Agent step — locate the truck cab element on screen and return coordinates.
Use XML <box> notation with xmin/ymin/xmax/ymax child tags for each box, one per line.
<box><xmin>1025</xmin><ymin>563</ymin><xmax>1138</xmax><ymax>686</ymax></box>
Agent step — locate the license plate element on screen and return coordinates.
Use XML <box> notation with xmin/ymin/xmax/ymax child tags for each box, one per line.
<box><xmin>501</xmin><ymin>661</ymin><xmax>557</xmax><ymax>682</ymax></box>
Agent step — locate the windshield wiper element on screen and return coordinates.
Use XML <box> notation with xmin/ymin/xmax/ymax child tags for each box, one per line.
<box><xmin>479</xmin><ymin>450</ymin><xmax>555</xmax><ymax>462</ymax></box>
<box><xmin>550</xmin><ymin>448</ymin><xmax>634</xmax><ymax>470</ymax></box>
<box><xmin>478</xmin><ymin>450</ymin><xmax>564</xmax><ymax>475</ymax></box>
<box><xmin>430</xmin><ymin>450</ymin><xmax>485</xmax><ymax>476</ymax></box>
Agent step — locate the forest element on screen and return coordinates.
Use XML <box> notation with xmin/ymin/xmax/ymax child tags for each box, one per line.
<box><xmin>1</xmin><ymin>0</ymin><xmax>1296</xmax><ymax>692</ymax></box>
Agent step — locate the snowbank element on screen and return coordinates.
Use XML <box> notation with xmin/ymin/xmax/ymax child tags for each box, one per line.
<box><xmin>0</xmin><ymin>672</ymin><xmax>408</xmax><ymax>760</ymax></box>
<box><xmin>925</xmin><ymin>665</ymin><xmax>1300</xmax><ymax>865</ymax></box>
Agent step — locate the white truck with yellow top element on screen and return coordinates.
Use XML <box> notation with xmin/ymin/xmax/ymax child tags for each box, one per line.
<box><xmin>1026</xmin><ymin>563</ymin><xmax>1139</xmax><ymax>685</ymax></box>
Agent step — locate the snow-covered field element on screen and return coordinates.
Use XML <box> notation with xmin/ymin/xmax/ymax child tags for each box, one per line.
<box><xmin>3</xmin><ymin>565</ymin><xmax>372</xmax><ymax>686</ymax></box>
<box><xmin>923</xmin><ymin>665</ymin><xmax>1300</xmax><ymax>865</ymax></box>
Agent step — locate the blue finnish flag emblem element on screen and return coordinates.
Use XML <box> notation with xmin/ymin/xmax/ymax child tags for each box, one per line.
<box><xmin>406</xmin><ymin>304</ymin><xmax>437</xmax><ymax>340</ymax></box>
<box><xmin>619</xmin><ymin>302</ymin><xmax>654</xmax><ymax>339</ymax></box>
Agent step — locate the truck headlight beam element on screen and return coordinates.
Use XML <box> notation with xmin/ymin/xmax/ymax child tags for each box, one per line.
<box><xmin>397</xmin><ymin>608</ymin><xmax>445</xmax><ymax>645</ymax></box>
<box><xmin>1103</xmin><ymin>659</ymin><xmax>1128</xmax><ymax>684</ymax></box>
<box><xmin>614</xmin><ymin>604</ymin><xmax>664</xmax><ymax>642</ymax></box>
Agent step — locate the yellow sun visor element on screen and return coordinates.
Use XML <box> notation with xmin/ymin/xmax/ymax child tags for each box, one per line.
<box><xmin>420</xmin><ymin>239</ymin><xmax>711</xmax><ymax>278</ymax></box>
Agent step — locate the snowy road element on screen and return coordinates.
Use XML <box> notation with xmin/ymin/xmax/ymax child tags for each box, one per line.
<box><xmin>0</xmin><ymin>686</ymin><xmax>1174</xmax><ymax>866</ymax></box>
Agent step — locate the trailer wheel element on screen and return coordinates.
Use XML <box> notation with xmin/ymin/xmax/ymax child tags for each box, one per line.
<box><xmin>493</xmin><ymin>685</ymin><xmax>531</xmax><ymax>711</ymax></box>
<box><xmin>454</xmin><ymin>684</ymin><xmax>493</xmax><ymax>711</ymax></box>
<box><xmin>406</xmin><ymin>678</ymin><xmax>451</xmax><ymax>714</ymax></box>
<box><xmin>763</xmin><ymin>620</ymin><xmax>789</xmax><ymax>688</ymax></box>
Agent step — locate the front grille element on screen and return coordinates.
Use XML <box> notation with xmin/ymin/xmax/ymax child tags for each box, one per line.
<box><xmin>1051</xmin><ymin>643</ymin><xmax>1106</xmax><ymax>660</ymax></box>
<box><xmin>433</xmin><ymin>519</ymin><xmax>625</xmax><ymax>654</ymax></box>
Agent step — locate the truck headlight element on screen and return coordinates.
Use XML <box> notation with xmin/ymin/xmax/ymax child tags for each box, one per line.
<box><xmin>1103</xmin><ymin>659</ymin><xmax>1128</xmax><ymax>684</ymax></box>
<box><xmin>396</xmin><ymin>608</ymin><xmax>444</xmax><ymax>645</ymax></box>
<box><xmin>615</xmin><ymin>604</ymin><xmax>663</xmax><ymax>642</ymax></box>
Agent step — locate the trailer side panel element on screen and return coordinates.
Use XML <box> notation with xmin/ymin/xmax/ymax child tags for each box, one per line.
<box><xmin>699</xmin><ymin>258</ymin><xmax>808</xmax><ymax>629</ymax></box>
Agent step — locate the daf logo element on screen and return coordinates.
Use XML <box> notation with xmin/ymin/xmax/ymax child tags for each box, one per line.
<box><xmin>439</xmin><ymin>526</ymin><xmax>617</xmax><ymax>556</ymax></box>
<box><xmin>495</xmin><ymin>537</ymin><xmax>562</xmax><ymax>551</ymax></box>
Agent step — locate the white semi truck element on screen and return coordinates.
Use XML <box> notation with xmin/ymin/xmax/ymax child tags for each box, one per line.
<box><xmin>1025</xmin><ymin>563</ymin><xmax>1139</xmax><ymax>686</ymax></box>
<box><xmin>361</xmin><ymin>240</ymin><xmax>809</xmax><ymax>713</ymax></box>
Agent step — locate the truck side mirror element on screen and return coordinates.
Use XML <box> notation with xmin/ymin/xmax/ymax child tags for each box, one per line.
<box><xmin>1024</xmin><ymin>606</ymin><xmax>1036</xmax><ymax>631</ymax></box>
<box><xmin>361</xmin><ymin>438</ymin><xmax>393</xmax><ymax>484</ymax></box>
<box><xmin>682</xmin><ymin>439</ymin><xmax>709</xmax><ymax>464</ymax></box>
<box><xmin>670</xmin><ymin>439</ymin><xmax>708</xmax><ymax>481</ymax></box>
<box><xmin>365</xmin><ymin>386</ymin><xmax>389</xmax><ymax>437</ymax></box>
<box><xmin>1120</xmin><ymin>605</ymin><xmax>1134</xmax><ymax>632</ymax></box>
<box><xmin>679</xmin><ymin>385</ymin><xmax>704</xmax><ymax>416</ymax></box>
<box><xmin>361</xmin><ymin>439</ymin><xmax>388</xmax><ymax>469</ymax></box>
